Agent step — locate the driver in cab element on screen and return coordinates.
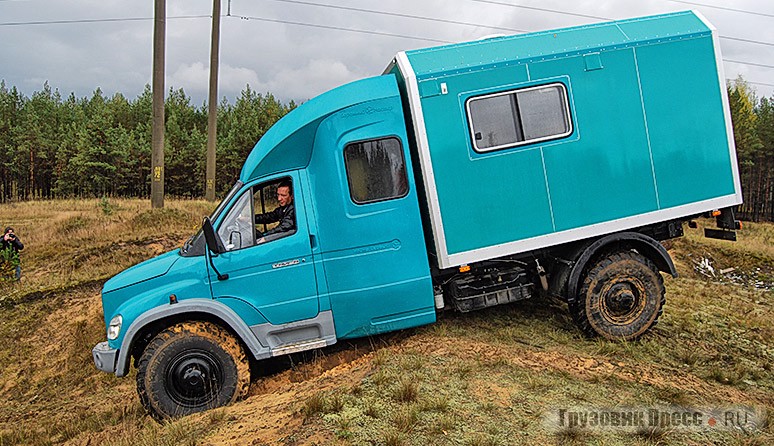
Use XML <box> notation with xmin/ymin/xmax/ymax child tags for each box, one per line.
<box><xmin>255</xmin><ymin>179</ymin><xmax>296</xmax><ymax>239</ymax></box>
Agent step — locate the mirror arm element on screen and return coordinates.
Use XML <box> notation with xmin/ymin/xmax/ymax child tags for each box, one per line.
<box><xmin>208</xmin><ymin>251</ymin><xmax>229</xmax><ymax>281</ymax></box>
<box><xmin>202</xmin><ymin>217</ymin><xmax>229</xmax><ymax>281</ymax></box>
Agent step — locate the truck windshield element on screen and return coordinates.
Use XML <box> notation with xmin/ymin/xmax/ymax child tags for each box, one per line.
<box><xmin>208</xmin><ymin>180</ymin><xmax>244</xmax><ymax>223</ymax></box>
<box><xmin>180</xmin><ymin>181</ymin><xmax>244</xmax><ymax>256</ymax></box>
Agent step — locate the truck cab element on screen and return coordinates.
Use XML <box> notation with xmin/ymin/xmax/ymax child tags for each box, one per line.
<box><xmin>93</xmin><ymin>75</ymin><xmax>436</xmax><ymax>420</ymax></box>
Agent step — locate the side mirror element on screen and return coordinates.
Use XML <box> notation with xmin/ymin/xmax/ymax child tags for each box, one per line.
<box><xmin>202</xmin><ymin>217</ymin><xmax>224</xmax><ymax>254</ymax></box>
<box><xmin>202</xmin><ymin>217</ymin><xmax>229</xmax><ymax>281</ymax></box>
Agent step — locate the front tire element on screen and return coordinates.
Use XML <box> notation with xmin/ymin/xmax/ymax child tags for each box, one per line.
<box><xmin>136</xmin><ymin>321</ymin><xmax>250</xmax><ymax>420</ymax></box>
<box><xmin>570</xmin><ymin>250</ymin><xmax>665</xmax><ymax>341</ymax></box>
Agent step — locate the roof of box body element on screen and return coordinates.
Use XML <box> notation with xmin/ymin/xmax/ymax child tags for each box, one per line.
<box><xmin>403</xmin><ymin>10</ymin><xmax>711</xmax><ymax>80</ymax></box>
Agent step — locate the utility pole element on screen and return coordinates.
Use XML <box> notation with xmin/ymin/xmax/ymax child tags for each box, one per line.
<box><xmin>205</xmin><ymin>0</ymin><xmax>221</xmax><ymax>201</ymax></box>
<box><xmin>151</xmin><ymin>0</ymin><xmax>166</xmax><ymax>208</ymax></box>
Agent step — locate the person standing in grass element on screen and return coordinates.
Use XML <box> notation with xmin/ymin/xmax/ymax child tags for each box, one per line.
<box><xmin>1</xmin><ymin>227</ymin><xmax>24</xmax><ymax>280</ymax></box>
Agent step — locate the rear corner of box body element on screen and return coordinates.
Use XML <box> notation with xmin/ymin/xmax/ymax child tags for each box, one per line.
<box><xmin>394</xmin><ymin>52</ymin><xmax>454</xmax><ymax>269</ymax></box>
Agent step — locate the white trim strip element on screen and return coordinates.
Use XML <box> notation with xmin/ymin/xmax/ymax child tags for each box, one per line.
<box><xmin>395</xmin><ymin>52</ymin><xmax>450</xmax><ymax>264</ymax></box>
<box><xmin>443</xmin><ymin>194</ymin><xmax>741</xmax><ymax>268</ymax></box>
<box><xmin>271</xmin><ymin>339</ymin><xmax>327</xmax><ymax>357</ymax></box>
<box><xmin>693</xmin><ymin>10</ymin><xmax>744</xmax><ymax>203</ymax></box>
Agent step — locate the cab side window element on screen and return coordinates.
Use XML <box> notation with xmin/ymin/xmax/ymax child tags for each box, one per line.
<box><xmin>344</xmin><ymin>137</ymin><xmax>408</xmax><ymax>204</ymax></box>
<box><xmin>253</xmin><ymin>178</ymin><xmax>297</xmax><ymax>242</ymax></box>
<box><xmin>217</xmin><ymin>177</ymin><xmax>296</xmax><ymax>251</ymax></box>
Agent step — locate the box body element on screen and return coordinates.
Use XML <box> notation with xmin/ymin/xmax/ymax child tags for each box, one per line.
<box><xmin>390</xmin><ymin>11</ymin><xmax>742</xmax><ymax>268</ymax></box>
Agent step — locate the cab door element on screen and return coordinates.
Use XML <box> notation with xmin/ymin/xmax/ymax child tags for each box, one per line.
<box><xmin>208</xmin><ymin>172</ymin><xmax>318</xmax><ymax>325</ymax></box>
<box><xmin>308</xmin><ymin>92</ymin><xmax>436</xmax><ymax>339</ymax></box>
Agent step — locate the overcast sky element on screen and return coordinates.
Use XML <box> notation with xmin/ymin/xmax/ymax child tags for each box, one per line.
<box><xmin>1</xmin><ymin>0</ymin><xmax>772</xmax><ymax>105</ymax></box>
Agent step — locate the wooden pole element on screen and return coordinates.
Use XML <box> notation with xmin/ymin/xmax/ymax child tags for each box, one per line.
<box><xmin>151</xmin><ymin>0</ymin><xmax>166</xmax><ymax>208</ymax></box>
<box><xmin>205</xmin><ymin>0</ymin><xmax>221</xmax><ymax>201</ymax></box>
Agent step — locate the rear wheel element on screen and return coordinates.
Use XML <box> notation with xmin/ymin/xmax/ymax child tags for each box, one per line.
<box><xmin>570</xmin><ymin>250</ymin><xmax>665</xmax><ymax>341</ymax></box>
<box><xmin>136</xmin><ymin>321</ymin><xmax>250</xmax><ymax>420</ymax></box>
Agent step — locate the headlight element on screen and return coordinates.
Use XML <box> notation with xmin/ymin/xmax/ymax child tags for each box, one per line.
<box><xmin>107</xmin><ymin>315</ymin><xmax>122</xmax><ymax>340</ymax></box>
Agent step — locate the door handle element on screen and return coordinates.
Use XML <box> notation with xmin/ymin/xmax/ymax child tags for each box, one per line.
<box><xmin>309</xmin><ymin>234</ymin><xmax>318</xmax><ymax>249</ymax></box>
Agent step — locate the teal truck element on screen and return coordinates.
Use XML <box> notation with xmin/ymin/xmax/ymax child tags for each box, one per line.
<box><xmin>93</xmin><ymin>11</ymin><xmax>742</xmax><ymax>419</ymax></box>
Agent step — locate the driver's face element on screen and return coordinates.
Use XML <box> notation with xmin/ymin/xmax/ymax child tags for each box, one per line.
<box><xmin>277</xmin><ymin>186</ymin><xmax>292</xmax><ymax>206</ymax></box>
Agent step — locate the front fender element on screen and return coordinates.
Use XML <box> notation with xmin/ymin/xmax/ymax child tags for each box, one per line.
<box><xmin>113</xmin><ymin>298</ymin><xmax>269</xmax><ymax>377</ymax></box>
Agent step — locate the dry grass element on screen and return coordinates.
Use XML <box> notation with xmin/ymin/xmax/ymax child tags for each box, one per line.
<box><xmin>0</xmin><ymin>199</ymin><xmax>216</xmax><ymax>445</ymax></box>
<box><xmin>674</xmin><ymin>218</ymin><xmax>774</xmax><ymax>288</ymax></box>
<box><xmin>0</xmin><ymin>202</ymin><xmax>771</xmax><ymax>445</ymax></box>
<box><xmin>0</xmin><ymin>198</ymin><xmax>215</xmax><ymax>304</ymax></box>
<box><xmin>392</xmin><ymin>377</ymin><xmax>419</xmax><ymax>403</ymax></box>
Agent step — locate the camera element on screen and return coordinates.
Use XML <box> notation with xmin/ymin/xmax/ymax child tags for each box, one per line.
<box><xmin>6</xmin><ymin>233</ymin><xmax>15</xmax><ymax>239</ymax></box>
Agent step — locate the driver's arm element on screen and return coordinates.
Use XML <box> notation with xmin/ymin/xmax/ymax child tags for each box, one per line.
<box><xmin>263</xmin><ymin>207</ymin><xmax>296</xmax><ymax>236</ymax></box>
<box><xmin>255</xmin><ymin>207</ymin><xmax>281</xmax><ymax>224</ymax></box>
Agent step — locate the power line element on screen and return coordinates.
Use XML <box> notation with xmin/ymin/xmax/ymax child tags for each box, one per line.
<box><xmin>1</xmin><ymin>2</ymin><xmax>771</xmax><ymax>50</ymax></box>
<box><xmin>0</xmin><ymin>5</ymin><xmax>461</xmax><ymax>43</ymax></box>
<box><xmin>231</xmin><ymin>15</ymin><xmax>772</xmax><ymax>72</ymax></box>
<box><xmin>725</xmin><ymin>59</ymin><xmax>774</xmax><ymax>70</ymax></box>
<box><xmin>235</xmin><ymin>5</ymin><xmax>773</xmax><ymax>71</ymax></box>
<box><xmin>727</xmin><ymin>79</ymin><xmax>774</xmax><ymax>89</ymax></box>
<box><xmin>232</xmin><ymin>14</ymin><xmax>452</xmax><ymax>44</ymax></box>
<box><xmin>0</xmin><ymin>15</ymin><xmax>211</xmax><ymax>27</ymax></box>
<box><xmin>667</xmin><ymin>0</ymin><xmax>774</xmax><ymax>19</ymax></box>
<box><xmin>466</xmin><ymin>0</ymin><xmax>774</xmax><ymax>48</ymax></box>
<box><xmin>264</xmin><ymin>0</ymin><xmax>528</xmax><ymax>33</ymax></box>
<box><xmin>469</xmin><ymin>0</ymin><xmax>609</xmax><ymax>21</ymax></box>
<box><xmin>721</xmin><ymin>36</ymin><xmax>774</xmax><ymax>48</ymax></box>
<box><xmin>1</xmin><ymin>3</ymin><xmax>772</xmax><ymax>71</ymax></box>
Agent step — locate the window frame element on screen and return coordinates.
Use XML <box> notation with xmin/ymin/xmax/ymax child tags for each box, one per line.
<box><xmin>465</xmin><ymin>82</ymin><xmax>573</xmax><ymax>153</ymax></box>
<box><xmin>216</xmin><ymin>187</ymin><xmax>256</xmax><ymax>252</ymax></box>
<box><xmin>343</xmin><ymin>136</ymin><xmax>410</xmax><ymax>205</ymax></box>
<box><xmin>215</xmin><ymin>176</ymin><xmax>297</xmax><ymax>252</ymax></box>
<box><xmin>252</xmin><ymin>176</ymin><xmax>297</xmax><ymax>242</ymax></box>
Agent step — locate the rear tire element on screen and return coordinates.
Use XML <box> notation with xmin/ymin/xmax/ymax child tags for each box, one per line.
<box><xmin>136</xmin><ymin>321</ymin><xmax>250</xmax><ymax>420</ymax></box>
<box><xmin>570</xmin><ymin>250</ymin><xmax>665</xmax><ymax>341</ymax></box>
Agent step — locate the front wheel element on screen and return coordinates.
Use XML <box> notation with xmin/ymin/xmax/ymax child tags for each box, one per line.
<box><xmin>136</xmin><ymin>321</ymin><xmax>251</xmax><ymax>420</ymax></box>
<box><xmin>570</xmin><ymin>250</ymin><xmax>665</xmax><ymax>341</ymax></box>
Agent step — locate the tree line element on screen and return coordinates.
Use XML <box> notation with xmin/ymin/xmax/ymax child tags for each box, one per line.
<box><xmin>728</xmin><ymin>78</ymin><xmax>774</xmax><ymax>222</ymax></box>
<box><xmin>2</xmin><ymin>78</ymin><xmax>774</xmax><ymax>222</ymax></box>
<box><xmin>0</xmin><ymin>81</ymin><xmax>294</xmax><ymax>201</ymax></box>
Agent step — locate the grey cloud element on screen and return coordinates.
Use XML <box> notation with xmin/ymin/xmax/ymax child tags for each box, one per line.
<box><xmin>0</xmin><ymin>0</ymin><xmax>771</xmax><ymax>103</ymax></box>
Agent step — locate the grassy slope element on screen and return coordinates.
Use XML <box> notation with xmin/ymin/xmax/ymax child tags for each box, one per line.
<box><xmin>0</xmin><ymin>200</ymin><xmax>771</xmax><ymax>446</ymax></box>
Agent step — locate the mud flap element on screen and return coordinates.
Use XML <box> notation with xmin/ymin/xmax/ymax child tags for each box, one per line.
<box><xmin>704</xmin><ymin>207</ymin><xmax>740</xmax><ymax>241</ymax></box>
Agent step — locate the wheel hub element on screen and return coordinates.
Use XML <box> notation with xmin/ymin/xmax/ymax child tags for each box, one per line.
<box><xmin>600</xmin><ymin>278</ymin><xmax>646</xmax><ymax>324</ymax></box>
<box><xmin>181</xmin><ymin>360</ymin><xmax>208</xmax><ymax>387</ymax></box>
<box><xmin>608</xmin><ymin>284</ymin><xmax>636</xmax><ymax>313</ymax></box>
<box><xmin>166</xmin><ymin>350</ymin><xmax>223</xmax><ymax>407</ymax></box>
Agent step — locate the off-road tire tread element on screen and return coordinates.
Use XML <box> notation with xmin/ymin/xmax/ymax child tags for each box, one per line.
<box><xmin>569</xmin><ymin>250</ymin><xmax>665</xmax><ymax>341</ymax></box>
<box><xmin>136</xmin><ymin>321</ymin><xmax>250</xmax><ymax>420</ymax></box>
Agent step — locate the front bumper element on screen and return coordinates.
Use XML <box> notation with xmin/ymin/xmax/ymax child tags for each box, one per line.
<box><xmin>92</xmin><ymin>341</ymin><xmax>118</xmax><ymax>374</ymax></box>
